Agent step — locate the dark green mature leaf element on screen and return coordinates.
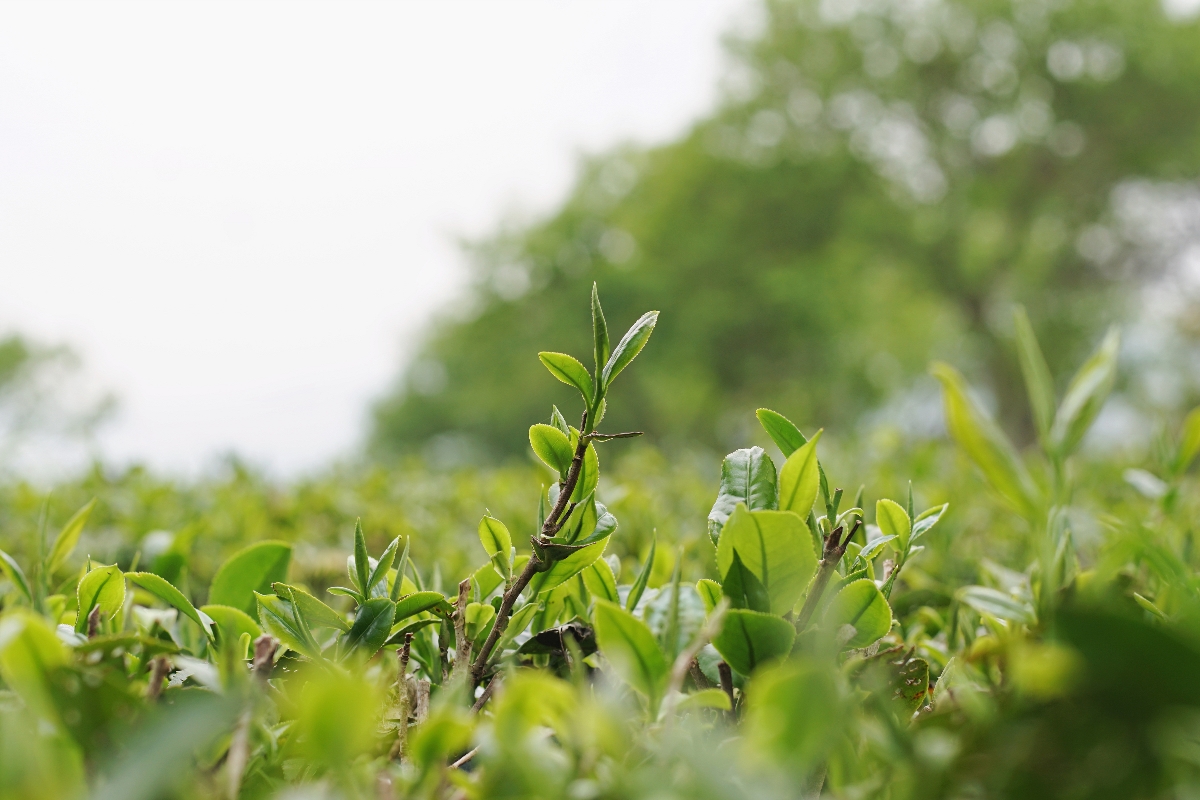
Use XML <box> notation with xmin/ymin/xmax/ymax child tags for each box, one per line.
<box><xmin>593</xmin><ymin>600</ymin><xmax>668</xmax><ymax>708</ymax></box>
<box><xmin>393</xmin><ymin>591</ymin><xmax>449</xmax><ymax>623</ymax></box>
<box><xmin>46</xmin><ymin>497</ymin><xmax>96</xmax><ymax>575</ymax></box>
<box><xmin>0</xmin><ymin>549</ymin><xmax>32</xmax><ymax>603</ymax></box>
<box><xmin>75</xmin><ymin>564</ymin><xmax>125</xmax><ymax>632</ymax></box>
<box><xmin>1049</xmin><ymin>327</ymin><xmax>1120</xmax><ymax>458</ymax></box>
<box><xmin>778</xmin><ymin>432</ymin><xmax>821</xmax><ymax>518</ymax></box>
<box><xmin>539</xmin><ymin>352</ymin><xmax>594</xmax><ymax>402</ymax></box>
<box><xmin>716</xmin><ymin>506</ymin><xmax>816</xmax><ymax>615</ymax></box>
<box><xmin>824</xmin><ymin>579</ymin><xmax>892</xmax><ymax>649</ymax></box>
<box><xmin>712</xmin><ymin>608</ymin><xmax>795</xmax><ymax>676</ymax></box>
<box><xmin>756</xmin><ymin>408</ymin><xmax>807</xmax><ymax>456</ymax></box>
<box><xmin>708</xmin><ymin>447</ymin><xmax>778</xmax><ymax>543</ymax></box>
<box><xmin>600</xmin><ymin>310</ymin><xmax>658</xmax><ymax>388</ymax></box>
<box><xmin>273</xmin><ymin>582</ymin><xmax>350</xmax><ymax>631</ymax></box>
<box><xmin>1013</xmin><ymin>306</ymin><xmax>1057</xmax><ymax>444</ymax></box>
<box><xmin>127</xmin><ymin>571</ymin><xmax>214</xmax><ymax>639</ymax></box>
<box><xmin>625</xmin><ymin>532</ymin><xmax>657</xmax><ymax>611</ymax></box>
<box><xmin>341</xmin><ymin>598</ymin><xmax>396</xmax><ymax>659</ymax></box>
<box><xmin>209</xmin><ymin>540</ymin><xmax>292</xmax><ymax>616</ymax></box>
<box><xmin>931</xmin><ymin>362</ymin><xmax>1041</xmax><ymax>518</ymax></box>
<box><xmin>958</xmin><ymin>585</ymin><xmax>1036</xmax><ymax>625</ymax></box>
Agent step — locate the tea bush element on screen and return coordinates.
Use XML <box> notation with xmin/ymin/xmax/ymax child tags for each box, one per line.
<box><xmin>3</xmin><ymin>288</ymin><xmax>1200</xmax><ymax>799</ymax></box>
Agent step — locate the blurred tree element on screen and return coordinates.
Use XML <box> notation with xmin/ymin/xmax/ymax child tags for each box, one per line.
<box><xmin>0</xmin><ymin>334</ymin><xmax>114</xmax><ymax>474</ymax></box>
<box><xmin>372</xmin><ymin>0</ymin><xmax>1200</xmax><ymax>460</ymax></box>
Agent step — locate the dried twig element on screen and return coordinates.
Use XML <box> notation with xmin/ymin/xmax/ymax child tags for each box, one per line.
<box><xmin>146</xmin><ymin>655</ymin><xmax>171</xmax><ymax>702</ymax></box>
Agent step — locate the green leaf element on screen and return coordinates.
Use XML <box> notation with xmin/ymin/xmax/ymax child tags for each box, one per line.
<box><xmin>0</xmin><ymin>610</ymin><xmax>69</xmax><ymax>722</ymax></box>
<box><xmin>127</xmin><ymin>571</ymin><xmax>214</xmax><ymax>638</ymax></box>
<box><xmin>393</xmin><ymin>591</ymin><xmax>449</xmax><ymax>623</ymax></box>
<box><xmin>352</xmin><ymin>519</ymin><xmax>370</xmax><ymax>594</ymax></box>
<box><xmin>569</xmin><ymin>434</ymin><xmax>600</xmax><ymax>503</ymax></box>
<box><xmin>591</xmin><ymin>283</ymin><xmax>610</xmax><ymax>392</ymax></box>
<box><xmin>0</xmin><ymin>549</ymin><xmax>32</xmax><ymax>603</ymax></box>
<box><xmin>593</xmin><ymin>600</ymin><xmax>669</xmax><ymax>708</ymax></box>
<box><xmin>958</xmin><ymin>585</ymin><xmax>1036</xmax><ymax>625</ymax></box>
<box><xmin>386</xmin><ymin>617</ymin><xmax>440</xmax><ymax>646</ymax></box>
<box><xmin>600</xmin><ymin>310</ymin><xmax>658</xmax><ymax>388</ymax></box>
<box><xmin>529</xmin><ymin>424</ymin><xmax>574</xmax><ymax>475</ymax></box>
<box><xmin>582</xmin><ymin>558</ymin><xmax>619</xmax><ymax>604</ymax></box>
<box><xmin>756</xmin><ymin>408</ymin><xmax>807</xmax><ymax>457</ymax></box>
<box><xmin>708</xmin><ymin>447</ymin><xmax>778</xmax><ymax>543</ymax></box>
<box><xmin>340</xmin><ymin>598</ymin><xmax>396</xmax><ymax>659</ymax></box>
<box><xmin>256</xmin><ymin>591</ymin><xmax>321</xmax><ymax>659</ymax></box>
<box><xmin>366</xmin><ymin>537</ymin><xmax>400</xmax><ymax>597</ymax></box>
<box><xmin>696</xmin><ymin>579</ymin><xmax>722</xmax><ymax>614</ymax></box>
<box><xmin>625</xmin><ymin>532</ymin><xmax>657</xmax><ymax>611</ymax></box>
<box><xmin>46</xmin><ymin>498</ymin><xmax>96</xmax><ymax>575</ymax></box>
<box><xmin>712</xmin><ymin>608</ymin><xmax>795</xmax><ymax>676</ymax></box>
<box><xmin>273</xmin><ymin>582</ymin><xmax>350</xmax><ymax>631</ymax></box>
<box><xmin>856</xmin><ymin>535</ymin><xmax>897</xmax><ymax>564</ymax></box>
<box><xmin>200</xmin><ymin>604</ymin><xmax>262</xmax><ymax>650</ymax></box>
<box><xmin>875</xmin><ymin>499</ymin><xmax>912</xmax><ymax>552</ymax></box>
<box><xmin>715</xmin><ymin>506</ymin><xmax>817</xmax><ymax>615</ymax></box>
<box><xmin>931</xmin><ymin>362</ymin><xmax>1041</xmax><ymax>517</ymax></box>
<box><xmin>75</xmin><ymin>564</ymin><xmax>125</xmax><ymax>633</ymax></box>
<box><xmin>539</xmin><ymin>352</ymin><xmax>594</xmax><ymax>401</ymax></box>
<box><xmin>778</xmin><ymin>432</ymin><xmax>822</xmax><ymax>518</ymax></box>
<box><xmin>1048</xmin><ymin>327</ymin><xmax>1120</xmax><ymax>458</ymax></box>
<box><xmin>1175</xmin><ymin>406</ymin><xmax>1200</xmax><ymax>475</ymax></box>
<box><xmin>1013</xmin><ymin>306</ymin><xmax>1057</xmax><ymax>444</ymax></box>
<box><xmin>824</xmin><ymin>579</ymin><xmax>892</xmax><ymax>649</ymax></box>
<box><xmin>534</xmin><ymin>536</ymin><xmax>611</xmax><ymax>595</ymax></box>
<box><xmin>496</xmin><ymin>602</ymin><xmax>540</xmax><ymax>654</ymax></box>
<box><xmin>328</xmin><ymin>586</ymin><xmax>365</xmax><ymax>604</ymax></box>
<box><xmin>676</xmin><ymin>687</ymin><xmax>732</xmax><ymax>712</ymax></box>
<box><xmin>720</xmin><ymin>550</ymin><xmax>771</xmax><ymax>613</ymax></box>
<box><xmin>892</xmin><ymin>657</ymin><xmax>930</xmax><ymax>713</ymax></box>
<box><xmin>911</xmin><ymin>503</ymin><xmax>948</xmax><ymax>542</ymax></box>
<box><xmin>208</xmin><ymin>540</ymin><xmax>292</xmax><ymax>616</ymax></box>
<box><xmin>478</xmin><ymin>516</ymin><xmax>513</xmax><ymax>581</ymax></box>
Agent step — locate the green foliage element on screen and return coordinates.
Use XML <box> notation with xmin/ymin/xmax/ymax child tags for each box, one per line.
<box><xmin>371</xmin><ymin>0</ymin><xmax>1200</xmax><ymax>461</ymax></box>
<box><xmin>8</xmin><ymin>288</ymin><xmax>1200</xmax><ymax>799</ymax></box>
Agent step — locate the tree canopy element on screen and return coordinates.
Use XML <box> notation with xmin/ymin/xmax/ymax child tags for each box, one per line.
<box><xmin>372</xmin><ymin>0</ymin><xmax>1200</xmax><ymax>460</ymax></box>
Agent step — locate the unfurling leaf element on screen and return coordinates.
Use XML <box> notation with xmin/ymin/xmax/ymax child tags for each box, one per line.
<box><xmin>1013</xmin><ymin>306</ymin><xmax>1057</xmax><ymax>444</ymax></box>
<box><xmin>600</xmin><ymin>310</ymin><xmax>658</xmax><ymax>388</ymax></box>
<box><xmin>75</xmin><ymin>564</ymin><xmax>125</xmax><ymax>633</ymax></box>
<box><xmin>778</xmin><ymin>431</ymin><xmax>822</xmax><ymax>518</ymax></box>
<box><xmin>1048</xmin><ymin>327</ymin><xmax>1119</xmax><ymax>458</ymax></box>
<box><xmin>46</xmin><ymin>498</ymin><xmax>96</xmax><ymax>575</ymax></box>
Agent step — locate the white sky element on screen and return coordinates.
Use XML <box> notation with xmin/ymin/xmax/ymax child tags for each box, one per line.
<box><xmin>0</xmin><ymin>0</ymin><xmax>748</xmax><ymax>476</ymax></box>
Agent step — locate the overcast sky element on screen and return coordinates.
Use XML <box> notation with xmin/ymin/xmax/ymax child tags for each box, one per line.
<box><xmin>0</xmin><ymin>0</ymin><xmax>748</xmax><ymax>475</ymax></box>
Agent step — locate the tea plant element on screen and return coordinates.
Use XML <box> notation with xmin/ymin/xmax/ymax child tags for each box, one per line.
<box><xmin>3</xmin><ymin>292</ymin><xmax>1200</xmax><ymax>799</ymax></box>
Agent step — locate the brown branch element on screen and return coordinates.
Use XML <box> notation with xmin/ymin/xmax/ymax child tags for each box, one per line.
<box><xmin>389</xmin><ymin>634</ymin><xmax>414</xmax><ymax>762</ymax></box>
<box><xmin>717</xmin><ymin>661</ymin><xmax>735</xmax><ymax>719</ymax></box>
<box><xmin>793</xmin><ymin>520</ymin><xmax>859</xmax><ymax>633</ymax></box>
<box><xmin>147</xmin><ymin>655</ymin><xmax>171</xmax><ymax>702</ymax></box>
<box><xmin>471</xmin><ymin>675</ymin><xmax>499</xmax><ymax>713</ymax></box>
<box><xmin>452</xmin><ymin>579</ymin><xmax>471</xmax><ymax>680</ymax></box>
<box><xmin>469</xmin><ymin>412</ymin><xmax>592</xmax><ymax>685</ymax></box>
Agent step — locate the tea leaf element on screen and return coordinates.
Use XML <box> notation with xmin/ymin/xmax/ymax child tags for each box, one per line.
<box><xmin>824</xmin><ymin>579</ymin><xmax>892</xmax><ymax>649</ymax></box>
<box><xmin>1049</xmin><ymin>327</ymin><xmax>1120</xmax><ymax>458</ymax></box>
<box><xmin>209</xmin><ymin>540</ymin><xmax>292</xmax><ymax>616</ymax></box>
<box><xmin>127</xmin><ymin>571</ymin><xmax>214</xmax><ymax>639</ymax></box>
<box><xmin>712</xmin><ymin>608</ymin><xmax>795</xmax><ymax>676</ymax></box>
<box><xmin>778</xmin><ymin>432</ymin><xmax>822</xmax><ymax>518</ymax></box>
<box><xmin>45</xmin><ymin>498</ymin><xmax>96</xmax><ymax>575</ymax></box>
<box><xmin>593</xmin><ymin>600</ymin><xmax>669</xmax><ymax>708</ymax></box>
<box><xmin>600</xmin><ymin>310</ymin><xmax>658</xmax><ymax>388</ymax></box>
<box><xmin>1013</xmin><ymin>306</ymin><xmax>1057</xmax><ymax>444</ymax></box>
<box><xmin>539</xmin><ymin>351</ymin><xmax>594</xmax><ymax>401</ymax></box>
<box><xmin>708</xmin><ymin>447</ymin><xmax>778</xmax><ymax>543</ymax></box>
<box><xmin>756</xmin><ymin>408</ymin><xmax>807</xmax><ymax>457</ymax></box>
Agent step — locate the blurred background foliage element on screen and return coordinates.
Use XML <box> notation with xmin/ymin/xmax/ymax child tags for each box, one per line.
<box><xmin>371</xmin><ymin>0</ymin><xmax>1200</xmax><ymax>461</ymax></box>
